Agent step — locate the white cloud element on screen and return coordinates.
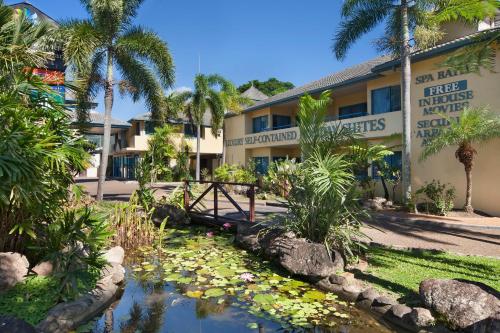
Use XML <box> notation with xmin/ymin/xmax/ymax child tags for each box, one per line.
<box><xmin>167</xmin><ymin>86</ymin><xmax>193</xmax><ymax>94</ymax></box>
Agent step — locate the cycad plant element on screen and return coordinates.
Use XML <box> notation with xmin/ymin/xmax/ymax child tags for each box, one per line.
<box><xmin>420</xmin><ymin>107</ymin><xmax>500</xmax><ymax>213</ymax></box>
<box><xmin>61</xmin><ymin>0</ymin><xmax>175</xmax><ymax>200</ymax></box>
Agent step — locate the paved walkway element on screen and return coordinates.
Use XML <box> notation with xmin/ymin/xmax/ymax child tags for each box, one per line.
<box><xmin>78</xmin><ymin>179</ymin><xmax>500</xmax><ymax>257</ymax></box>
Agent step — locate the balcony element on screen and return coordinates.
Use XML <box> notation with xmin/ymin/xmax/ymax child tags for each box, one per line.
<box><xmin>239</xmin><ymin>111</ymin><xmax>402</xmax><ymax>149</ymax></box>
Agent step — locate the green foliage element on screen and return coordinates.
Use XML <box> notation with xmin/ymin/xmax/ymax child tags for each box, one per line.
<box><xmin>281</xmin><ymin>91</ymin><xmax>368</xmax><ymax>258</ymax></box>
<box><xmin>200</xmin><ymin>168</ymin><xmax>211</xmax><ymax>181</ymax></box>
<box><xmin>361</xmin><ymin>246</ymin><xmax>500</xmax><ymax>305</ymax></box>
<box><xmin>214</xmin><ymin>163</ymin><xmax>257</xmax><ymax>184</ymax></box>
<box><xmin>416</xmin><ymin>180</ymin><xmax>456</xmax><ymax>216</ymax></box>
<box><xmin>264</xmin><ymin>158</ymin><xmax>298</xmax><ymax>197</ymax></box>
<box><xmin>421</xmin><ymin>107</ymin><xmax>500</xmax><ymax>161</ymax></box>
<box><xmin>30</xmin><ymin>208</ymin><xmax>111</xmax><ymax>300</ymax></box>
<box><xmin>173</xmin><ymin>142</ymin><xmax>192</xmax><ymax>181</ymax></box>
<box><xmin>0</xmin><ymin>276</ymin><xmax>60</xmax><ymax>325</ymax></box>
<box><xmin>143</xmin><ymin>124</ymin><xmax>177</xmax><ymax>182</ymax></box>
<box><xmin>238</xmin><ymin>78</ymin><xmax>295</xmax><ymax>97</ymax></box>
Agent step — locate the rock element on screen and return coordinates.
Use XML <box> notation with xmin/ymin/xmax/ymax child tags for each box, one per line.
<box><xmin>384</xmin><ymin>200</ymin><xmax>393</xmax><ymax>207</ymax></box>
<box><xmin>363</xmin><ymin>197</ymin><xmax>387</xmax><ymax>211</ymax></box>
<box><xmin>409</xmin><ymin>307</ymin><xmax>435</xmax><ymax>327</ymax></box>
<box><xmin>389</xmin><ymin>304</ymin><xmax>412</xmax><ymax>319</ymax></box>
<box><xmin>269</xmin><ymin>237</ymin><xmax>344</xmax><ymax>279</ymax></box>
<box><xmin>235</xmin><ymin>222</ymin><xmax>267</xmax><ymax>252</ymax></box>
<box><xmin>356</xmin><ymin>288</ymin><xmax>379</xmax><ymax>309</ymax></box>
<box><xmin>37</xmin><ymin>276</ymin><xmax>120</xmax><ymax>333</ymax></box>
<box><xmin>420</xmin><ymin>279</ymin><xmax>500</xmax><ymax>330</ymax></box>
<box><xmin>347</xmin><ymin>259</ymin><xmax>368</xmax><ymax>272</ymax></box>
<box><xmin>329</xmin><ymin>272</ymin><xmax>355</xmax><ymax>287</ymax></box>
<box><xmin>371</xmin><ymin>295</ymin><xmax>397</xmax><ymax>314</ymax></box>
<box><xmin>101</xmin><ymin>263</ymin><xmax>125</xmax><ymax>284</ymax></box>
<box><xmin>153</xmin><ymin>204</ymin><xmax>189</xmax><ymax>224</ymax></box>
<box><xmin>0</xmin><ymin>316</ymin><xmax>37</xmax><ymax>333</ymax></box>
<box><xmin>32</xmin><ymin>261</ymin><xmax>53</xmax><ymax>276</ymax></box>
<box><xmin>103</xmin><ymin>246</ymin><xmax>124</xmax><ymax>265</ymax></box>
<box><xmin>0</xmin><ymin>252</ymin><xmax>29</xmax><ymax>292</ymax></box>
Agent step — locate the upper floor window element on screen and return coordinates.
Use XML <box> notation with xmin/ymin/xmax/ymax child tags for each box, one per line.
<box><xmin>371</xmin><ymin>85</ymin><xmax>401</xmax><ymax>115</ymax></box>
<box><xmin>184</xmin><ymin>124</ymin><xmax>205</xmax><ymax>139</ymax></box>
<box><xmin>135</xmin><ymin>123</ymin><xmax>140</xmax><ymax>136</ymax></box>
<box><xmin>272</xmin><ymin>115</ymin><xmax>291</xmax><ymax>130</ymax></box>
<box><xmin>252</xmin><ymin>116</ymin><xmax>269</xmax><ymax>133</ymax></box>
<box><xmin>339</xmin><ymin>103</ymin><xmax>368</xmax><ymax>120</ymax></box>
<box><xmin>145</xmin><ymin>121</ymin><xmax>156</xmax><ymax>135</ymax></box>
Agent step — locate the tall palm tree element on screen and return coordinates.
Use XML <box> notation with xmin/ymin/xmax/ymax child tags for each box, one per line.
<box><xmin>183</xmin><ymin>74</ymin><xmax>243</xmax><ymax>180</ymax></box>
<box><xmin>420</xmin><ymin>107</ymin><xmax>500</xmax><ymax>213</ymax></box>
<box><xmin>333</xmin><ymin>0</ymin><xmax>425</xmax><ymax>205</ymax></box>
<box><xmin>332</xmin><ymin>0</ymin><xmax>497</xmax><ymax>205</ymax></box>
<box><xmin>61</xmin><ymin>0</ymin><xmax>175</xmax><ymax>200</ymax></box>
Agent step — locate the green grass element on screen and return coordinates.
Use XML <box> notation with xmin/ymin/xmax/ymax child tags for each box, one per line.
<box><xmin>355</xmin><ymin>247</ymin><xmax>500</xmax><ymax>306</ymax></box>
<box><xmin>0</xmin><ymin>276</ymin><xmax>60</xmax><ymax>325</ymax></box>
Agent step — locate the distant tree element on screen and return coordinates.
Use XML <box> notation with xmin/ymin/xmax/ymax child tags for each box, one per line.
<box><xmin>238</xmin><ymin>78</ymin><xmax>294</xmax><ymax>97</ymax></box>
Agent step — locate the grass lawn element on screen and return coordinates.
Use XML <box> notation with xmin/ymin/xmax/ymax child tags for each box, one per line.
<box><xmin>355</xmin><ymin>246</ymin><xmax>500</xmax><ymax>306</ymax></box>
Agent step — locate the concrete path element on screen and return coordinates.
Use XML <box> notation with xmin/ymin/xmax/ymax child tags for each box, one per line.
<box><xmin>77</xmin><ymin>179</ymin><xmax>500</xmax><ymax>257</ymax></box>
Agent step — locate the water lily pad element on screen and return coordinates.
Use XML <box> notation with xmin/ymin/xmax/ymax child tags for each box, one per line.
<box><xmin>303</xmin><ymin>290</ymin><xmax>326</xmax><ymax>301</ymax></box>
<box><xmin>253</xmin><ymin>293</ymin><xmax>274</xmax><ymax>304</ymax></box>
<box><xmin>246</xmin><ymin>322</ymin><xmax>258</xmax><ymax>329</ymax></box>
<box><xmin>186</xmin><ymin>290</ymin><xmax>204</xmax><ymax>298</ymax></box>
<box><xmin>204</xmin><ymin>288</ymin><xmax>225</xmax><ymax>298</ymax></box>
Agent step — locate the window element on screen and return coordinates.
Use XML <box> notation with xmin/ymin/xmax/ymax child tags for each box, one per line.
<box><xmin>145</xmin><ymin>121</ymin><xmax>155</xmax><ymax>135</ymax></box>
<box><xmin>254</xmin><ymin>157</ymin><xmax>270</xmax><ymax>175</ymax></box>
<box><xmin>371</xmin><ymin>85</ymin><xmax>401</xmax><ymax>115</ymax></box>
<box><xmin>339</xmin><ymin>103</ymin><xmax>368</xmax><ymax>120</ymax></box>
<box><xmin>272</xmin><ymin>115</ymin><xmax>291</xmax><ymax>130</ymax></box>
<box><xmin>184</xmin><ymin>124</ymin><xmax>197</xmax><ymax>137</ymax></box>
<box><xmin>252</xmin><ymin>116</ymin><xmax>269</xmax><ymax>133</ymax></box>
<box><xmin>372</xmin><ymin>151</ymin><xmax>402</xmax><ymax>179</ymax></box>
<box><xmin>135</xmin><ymin>122</ymin><xmax>140</xmax><ymax>136</ymax></box>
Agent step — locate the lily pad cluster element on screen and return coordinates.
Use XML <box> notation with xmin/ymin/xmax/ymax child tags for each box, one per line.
<box><xmin>129</xmin><ymin>227</ymin><xmax>377</xmax><ymax>331</ymax></box>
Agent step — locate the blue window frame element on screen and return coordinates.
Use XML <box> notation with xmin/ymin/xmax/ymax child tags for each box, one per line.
<box><xmin>372</xmin><ymin>151</ymin><xmax>402</xmax><ymax>179</ymax></box>
<box><xmin>371</xmin><ymin>85</ymin><xmax>401</xmax><ymax>115</ymax></box>
<box><xmin>339</xmin><ymin>103</ymin><xmax>368</xmax><ymax>120</ymax></box>
<box><xmin>254</xmin><ymin>157</ymin><xmax>270</xmax><ymax>175</ymax></box>
<box><xmin>184</xmin><ymin>124</ymin><xmax>197</xmax><ymax>137</ymax></box>
<box><xmin>145</xmin><ymin>121</ymin><xmax>156</xmax><ymax>134</ymax></box>
<box><xmin>252</xmin><ymin>116</ymin><xmax>269</xmax><ymax>133</ymax></box>
<box><xmin>272</xmin><ymin>115</ymin><xmax>291</xmax><ymax>130</ymax></box>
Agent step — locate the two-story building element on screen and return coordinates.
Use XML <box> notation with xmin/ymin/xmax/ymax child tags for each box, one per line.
<box><xmin>225</xmin><ymin>25</ymin><xmax>500</xmax><ymax>215</ymax></box>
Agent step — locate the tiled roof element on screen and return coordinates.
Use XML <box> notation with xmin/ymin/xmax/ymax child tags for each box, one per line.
<box><xmin>241</xmin><ymin>56</ymin><xmax>390</xmax><ymax>113</ymax></box>
<box><xmin>70</xmin><ymin>112</ymin><xmax>130</xmax><ymax>128</ymax></box>
<box><xmin>239</xmin><ymin>27</ymin><xmax>500</xmax><ymax>115</ymax></box>
<box><xmin>130</xmin><ymin>112</ymin><xmax>212</xmax><ymax>127</ymax></box>
<box><xmin>241</xmin><ymin>86</ymin><xmax>269</xmax><ymax>102</ymax></box>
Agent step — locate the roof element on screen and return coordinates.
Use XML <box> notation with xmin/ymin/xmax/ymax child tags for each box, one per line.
<box><xmin>241</xmin><ymin>86</ymin><xmax>269</xmax><ymax>102</ymax></box>
<box><xmin>240</xmin><ymin>57</ymin><xmax>390</xmax><ymax>113</ymax></box>
<box><xmin>70</xmin><ymin>112</ymin><xmax>131</xmax><ymax>128</ymax></box>
<box><xmin>9</xmin><ymin>2</ymin><xmax>59</xmax><ymax>26</ymax></box>
<box><xmin>129</xmin><ymin>112</ymin><xmax>213</xmax><ymax>127</ymax></box>
<box><xmin>237</xmin><ymin>27</ymin><xmax>500</xmax><ymax>115</ymax></box>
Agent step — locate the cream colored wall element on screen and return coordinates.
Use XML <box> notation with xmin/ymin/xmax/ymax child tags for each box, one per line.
<box><xmin>331</xmin><ymin>90</ymin><xmax>367</xmax><ymax>117</ymax></box>
<box><xmin>410</xmin><ymin>53</ymin><xmax>500</xmax><ymax>215</ymax></box>
<box><xmin>225</xmin><ymin>115</ymin><xmax>247</xmax><ymax>165</ymax></box>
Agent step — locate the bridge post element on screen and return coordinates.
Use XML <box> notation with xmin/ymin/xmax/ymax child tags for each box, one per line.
<box><xmin>183</xmin><ymin>180</ymin><xmax>190</xmax><ymax>212</ymax></box>
<box><xmin>249</xmin><ymin>185</ymin><xmax>255</xmax><ymax>223</ymax></box>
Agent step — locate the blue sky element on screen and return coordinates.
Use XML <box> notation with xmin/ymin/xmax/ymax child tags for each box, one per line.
<box><xmin>9</xmin><ymin>0</ymin><xmax>384</xmax><ymax>121</ymax></box>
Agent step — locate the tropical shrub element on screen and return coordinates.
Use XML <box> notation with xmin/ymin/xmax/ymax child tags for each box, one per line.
<box><xmin>416</xmin><ymin>180</ymin><xmax>456</xmax><ymax>216</ymax></box>
<box><xmin>214</xmin><ymin>163</ymin><xmax>256</xmax><ymax>184</ymax></box>
<box><xmin>173</xmin><ymin>142</ymin><xmax>191</xmax><ymax>181</ymax></box>
<box><xmin>142</xmin><ymin>125</ymin><xmax>177</xmax><ymax>182</ymax></box>
<box><xmin>30</xmin><ymin>208</ymin><xmax>112</xmax><ymax>300</ymax></box>
<box><xmin>264</xmin><ymin>158</ymin><xmax>298</xmax><ymax>197</ymax></box>
<box><xmin>281</xmin><ymin>92</ymin><xmax>367</xmax><ymax>259</ymax></box>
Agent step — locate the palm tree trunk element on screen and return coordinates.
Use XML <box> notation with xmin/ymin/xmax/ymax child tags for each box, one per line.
<box><xmin>222</xmin><ymin>122</ymin><xmax>226</xmax><ymax>166</ymax></box>
<box><xmin>96</xmin><ymin>48</ymin><xmax>114</xmax><ymax>201</ymax></box>
<box><xmin>400</xmin><ymin>0</ymin><xmax>413</xmax><ymax>207</ymax></box>
<box><xmin>464</xmin><ymin>165</ymin><xmax>473</xmax><ymax>213</ymax></box>
<box><xmin>196</xmin><ymin>124</ymin><xmax>201</xmax><ymax>180</ymax></box>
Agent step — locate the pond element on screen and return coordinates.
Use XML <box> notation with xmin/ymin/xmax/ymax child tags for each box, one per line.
<box><xmin>83</xmin><ymin>226</ymin><xmax>401</xmax><ymax>333</ymax></box>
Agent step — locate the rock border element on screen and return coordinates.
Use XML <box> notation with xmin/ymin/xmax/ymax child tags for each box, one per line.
<box><xmin>235</xmin><ymin>223</ymin><xmax>456</xmax><ymax>333</ymax></box>
<box><xmin>35</xmin><ymin>247</ymin><xmax>125</xmax><ymax>333</ymax></box>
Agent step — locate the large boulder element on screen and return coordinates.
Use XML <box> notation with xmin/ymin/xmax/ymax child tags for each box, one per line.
<box><xmin>420</xmin><ymin>279</ymin><xmax>500</xmax><ymax>331</ymax></box>
<box><xmin>267</xmin><ymin>236</ymin><xmax>344</xmax><ymax>279</ymax></box>
<box><xmin>153</xmin><ymin>205</ymin><xmax>189</xmax><ymax>224</ymax></box>
<box><xmin>32</xmin><ymin>261</ymin><xmax>54</xmax><ymax>277</ymax></box>
<box><xmin>0</xmin><ymin>252</ymin><xmax>29</xmax><ymax>292</ymax></box>
<box><xmin>235</xmin><ymin>222</ymin><xmax>268</xmax><ymax>252</ymax></box>
<box><xmin>103</xmin><ymin>246</ymin><xmax>124</xmax><ymax>265</ymax></box>
<box><xmin>0</xmin><ymin>316</ymin><xmax>37</xmax><ymax>333</ymax></box>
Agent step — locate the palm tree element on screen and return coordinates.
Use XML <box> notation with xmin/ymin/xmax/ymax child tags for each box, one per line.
<box><xmin>420</xmin><ymin>107</ymin><xmax>500</xmax><ymax>213</ymax></box>
<box><xmin>61</xmin><ymin>0</ymin><xmax>175</xmax><ymax>200</ymax></box>
<box><xmin>183</xmin><ymin>74</ymin><xmax>243</xmax><ymax>180</ymax></box>
<box><xmin>332</xmin><ymin>0</ymin><xmax>424</xmax><ymax>205</ymax></box>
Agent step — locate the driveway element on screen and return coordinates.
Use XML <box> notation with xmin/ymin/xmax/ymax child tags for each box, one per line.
<box><xmin>77</xmin><ymin>179</ymin><xmax>500</xmax><ymax>257</ymax></box>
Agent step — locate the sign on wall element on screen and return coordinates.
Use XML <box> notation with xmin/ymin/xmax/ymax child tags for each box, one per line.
<box><xmin>415</xmin><ymin>69</ymin><xmax>474</xmax><ymax>146</ymax></box>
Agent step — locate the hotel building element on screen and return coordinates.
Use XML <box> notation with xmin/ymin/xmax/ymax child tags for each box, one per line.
<box><xmin>225</xmin><ymin>23</ymin><xmax>500</xmax><ymax>215</ymax></box>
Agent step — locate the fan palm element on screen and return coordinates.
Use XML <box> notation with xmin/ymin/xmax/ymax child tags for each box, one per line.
<box><xmin>420</xmin><ymin>107</ymin><xmax>500</xmax><ymax>213</ymax></box>
<box><xmin>60</xmin><ymin>0</ymin><xmax>175</xmax><ymax>200</ymax></box>
<box><xmin>183</xmin><ymin>74</ymin><xmax>244</xmax><ymax>180</ymax></box>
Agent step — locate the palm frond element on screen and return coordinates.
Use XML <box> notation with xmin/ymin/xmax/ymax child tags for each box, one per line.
<box><xmin>207</xmin><ymin>89</ymin><xmax>224</xmax><ymax>137</ymax></box>
<box><xmin>116</xmin><ymin>26</ymin><xmax>175</xmax><ymax>89</ymax></box>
